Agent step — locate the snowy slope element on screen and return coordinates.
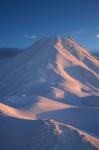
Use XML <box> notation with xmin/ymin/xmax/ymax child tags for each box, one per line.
<box><xmin>0</xmin><ymin>36</ymin><xmax>99</xmax><ymax>150</ymax></box>
<box><xmin>0</xmin><ymin>95</ymin><xmax>99</xmax><ymax>136</ymax></box>
<box><xmin>39</xmin><ymin>106</ymin><xmax>99</xmax><ymax>136</ymax></box>
<box><xmin>0</xmin><ymin>117</ymin><xmax>99</xmax><ymax>150</ymax></box>
<box><xmin>0</xmin><ymin>37</ymin><xmax>99</xmax><ymax>103</ymax></box>
<box><xmin>0</xmin><ymin>95</ymin><xmax>73</xmax><ymax>120</ymax></box>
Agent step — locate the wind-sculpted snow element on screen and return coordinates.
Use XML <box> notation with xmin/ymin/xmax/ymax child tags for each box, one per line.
<box><xmin>0</xmin><ymin>117</ymin><xmax>99</xmax><ymax>150</ymax></box>
<box><xmin>0</xmin><ymin>36</ymin><xmax>99</xmax><ymax>150</ymax></box>
<box><xmin>0</xmin><ymin>95</ymin><xmax>99</xmax><ymax>136</ymax></box>
<box><xmin>0</xmin><ymin>95</ymin><xmax>73</xmax><ymax>120</ymax></box>
<box><xmin>0</xmin><ymin>36</ymin><xmax>99</xmax><ymax>100</ymax></box>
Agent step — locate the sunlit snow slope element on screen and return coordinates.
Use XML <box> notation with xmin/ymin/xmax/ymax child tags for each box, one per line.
<box><xmin>0</xmin><ymin>36</ymin><xmax>99</xmax><ymax>150</ymax></box>
<box><xmin>0</xmin><ymin>37</ymin><xmax>99</xmax><ymax>103</ymax></box>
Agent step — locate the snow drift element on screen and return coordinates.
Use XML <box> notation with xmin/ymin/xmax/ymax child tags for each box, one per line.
<box><xmin>0</xmin><ymin>37</ymin><xmax>99</xmax><ymax>103</ymax></box>
<box><xmin>0</xmin><ymin>117</ymin><xmax>99</xmax><ymax>150</ymax></box>
<box><xmin>0</xmin><ymin>36</ymin><xmax>99</xmax><ymax>150</ymax></box>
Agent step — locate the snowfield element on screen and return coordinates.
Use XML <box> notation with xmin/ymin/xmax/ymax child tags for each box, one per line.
<box><xmin>0</xmin><ymin>36</ymin><xmax>99</xmax><ymax>150</ymax></box>
<box><xmin>0</xmin><ymin>118</ymin><xmax>99</xmax><ymax>150</ymax></box>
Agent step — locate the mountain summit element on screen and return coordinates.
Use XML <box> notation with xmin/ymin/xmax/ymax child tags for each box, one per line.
<box><xmin>0</xmin><ymin>36</ymin><xmax>99</xmax><ymax>104</ymax></box>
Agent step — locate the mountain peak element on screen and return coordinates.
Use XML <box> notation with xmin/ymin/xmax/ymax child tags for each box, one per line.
<box><xmin>0</xmin><ymin>36</ymin><xmax>99</xmax><ymax>98</ymax></box>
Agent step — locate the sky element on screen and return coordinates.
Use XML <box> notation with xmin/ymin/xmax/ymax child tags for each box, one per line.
<box><xmin>0</xmin><ymin>0</ymin><xmax>99</xmax><ymax>51</ymax></box>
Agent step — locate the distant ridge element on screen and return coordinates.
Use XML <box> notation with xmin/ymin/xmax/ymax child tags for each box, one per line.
<box><xmin>0</xmin><ymin>48</ymin><xmax>23</xmax><ymax>59</ymax></box>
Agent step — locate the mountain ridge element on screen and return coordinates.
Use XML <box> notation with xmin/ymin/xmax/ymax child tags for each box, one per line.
<box><xmin>0</xmin><ymin>36</ymin><xmax>99</xmax><ymax>150</ymax></box>
<box><xmin>0</xmin><ymin>116</ymin><xmax>99</xmax><ymax>150</ymax></box>
<box><xmin>0</xmin><ymin>36</ymin><xmax>99</xmax><ymax>101</ymax></box>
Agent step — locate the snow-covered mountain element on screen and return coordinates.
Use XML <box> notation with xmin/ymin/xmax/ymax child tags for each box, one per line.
<box><xmin>0</xmin><ymin>36</ymin><xmax>99</xmax><ymax>150</ymax></box>
<box><xmin>0</xmin><ymin>37</ymin><xmax>99</xmax><ymax>103</ymax></box>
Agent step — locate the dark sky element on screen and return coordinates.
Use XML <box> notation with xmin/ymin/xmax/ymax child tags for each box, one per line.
<box><xmin>0</xmin><ymin>0</ymin><xmax>99</xmax><ymax>50</ymax></box>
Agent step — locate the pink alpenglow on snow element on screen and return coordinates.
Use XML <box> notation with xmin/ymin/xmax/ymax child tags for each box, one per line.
<box><xmin>0</xmin><ymin>36</ymin><xmax>99</xmax><ymax>150</ymax></box>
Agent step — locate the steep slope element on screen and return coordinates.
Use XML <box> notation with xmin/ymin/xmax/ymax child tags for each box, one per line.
<box><xmin>0</xmin><ymin>95</ymin><xmax>99</xmax><ymax>136</ymax></box>
<box><xmin>0</xmin><ymin>36</ymin><xmax>99</xmax><ymax>150</ymax></box>
<box><xmin>39</xmin><ymin>106</ymin><xmax>99</xmax><ymax>136</ymax></box>
<box><xmin>0</xmin><ymin>36</ymin><xmax>99</xmax><ymax>105</ymax></box>
<box><xmin>0</xmin><ymin>95</ymin><xmax>73</xmax><ymax>120</ymax></box>
<box><xmin>0</xmin><ymin>117</ymin><xmax>99</xmax><ymax>150</ymax></box>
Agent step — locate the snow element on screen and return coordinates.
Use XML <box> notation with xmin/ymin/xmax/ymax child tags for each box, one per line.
<box><xmin>0</xmin><ymin>36</ymin><xmax>99</xmax><ymax>150</ymax></box>
<box><xmin>0</xmin><ymin>118</ymin><xmax>99</xmax><ymax>150</ymax></box>
<box><xmin>0</xmin><ymin>36</ymin><xmax>99</xmax><ymax>100</ymax></box>
<box><xmin>39</xmin><ymin>106</ymin><xmax>99</xmax><ymax>137</ymax></box>
<box><xmin>0</xmin><ymin>95</ymin><xmax>73</xmax><ymax>120</ymax></box>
